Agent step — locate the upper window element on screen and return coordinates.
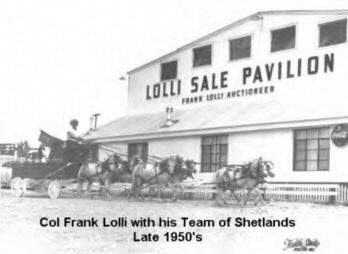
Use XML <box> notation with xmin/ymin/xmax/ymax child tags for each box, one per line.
<box><xmin>293</xmin><ymin>128</ymin><xmax>330</xmax><ymax>171</ymax></box>
<box><xmin>271</xmin><ymin>25</ymin><xmax>296</xmax><ymax>52</ymax></box>
<box><xmin>193</xmin><ymin>45</ymin><xmax>212</xmax><ymax>67</ymax></box>
<box><xmin>201</xmin><ymin>135</ymin><xmax>228</xmax><ymax>173</ymax></box>
<box><xmin>128</xmin><ymin>142</ymin><xmax>148</xmax><ymax>162</ymax></box>
<box><xmin>319</xmin><ymin>19</ymin><xmax>347</xmax><ymax>47</ymax></box>
<box><xmin>229</xmin><ymin>35</ymin><xmax>251</xmax><ymax>60</ymax></box>
<box><xmin>160</xmin><ymin>61</ymin><xmax>177</xmax><ymax>81</ymax></box>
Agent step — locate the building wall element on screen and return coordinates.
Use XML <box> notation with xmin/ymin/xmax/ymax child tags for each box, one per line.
<box><xmin>98</xmin><ymin>142</ymin><xmax>128</xmax><ymax>161</ymax></box>
<box><xmin>229</xmin><ymin>129</ymin><xmax>293</xmax><ymax>182</ymax></box>
<box><xmin>127</xmin><ymin>13</ymin><xmax>348</xmax><ymax>120</ymax></box>
<box><xmin>149</xmin><ymin>136</ymin><xmax>201</xmax><ymax>169</ymax></box>
<box><xmin>330</xmin><ymin>136</ymin><xmax>348</xmax><ymax>182</ymax></box>
<box><xmin>229</xmin><ymin>127</ymin><xmax>348</xmax><ymax>182</ymax></box>
<box><xmin>98</xmin><ymin>137</ymin><xmax>201</xmax><ymax>168</ymax></box>
<box><xmin>98</xmin><ymin>12</ymin><xmax>348</xmax><ymax>183</ymax></box>
<box><xmin>98</xmin><ymin>125</ymin><xmax>348</xmax><ymax>183</ymax></box>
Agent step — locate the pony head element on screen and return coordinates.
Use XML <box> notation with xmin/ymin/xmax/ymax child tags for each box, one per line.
<box><xmin>259</xmin><ymin>159</ymin><xmax>275</xmax><ymax>178</ymax></box>
<box><xmin>108</xmin><ymin>153</ymin><xmax>124</xmax><ymax>172</ymax></box>
<box><xmin>162</xmin><ymin>156</ymin><xmax>182</xmax><ymax>174</ymax></box>
<box><xmin>184</xmin><ymin>160</ymin><xmax>197</xmax><ymax>179</ymax></box>
<box><xmin>173</xmin><ymin>156</ymin><xmax>197</xmax><ymax>180</ymax></box>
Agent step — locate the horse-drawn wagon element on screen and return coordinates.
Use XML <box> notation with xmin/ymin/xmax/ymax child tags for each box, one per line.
<box><xmin>6</xmin><ymin>160</ymin><xmax>80</xmax><ymax>199</ymax></box>
<box><xmin>2</xmin><ymin>130</ymin><xmax>85</xmax><ymax>199</ymax></box>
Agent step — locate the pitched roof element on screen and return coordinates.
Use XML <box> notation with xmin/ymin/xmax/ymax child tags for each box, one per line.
<box><xmin>127</xmin><ymin>10</ymin><xmax>348</xmax><ymax>75</ymax></box>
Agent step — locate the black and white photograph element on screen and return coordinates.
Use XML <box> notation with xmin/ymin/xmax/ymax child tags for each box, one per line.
<box><xmin>1</xmin><ymin>0</ymin><xmax>348</xmax><ymax>253</ymax></box>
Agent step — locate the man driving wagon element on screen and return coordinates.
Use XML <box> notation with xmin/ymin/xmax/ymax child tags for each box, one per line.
<box><xmin>64</xmin><ymin>119</ymin><xmax>90</xmax><ymax>162</ymax></box>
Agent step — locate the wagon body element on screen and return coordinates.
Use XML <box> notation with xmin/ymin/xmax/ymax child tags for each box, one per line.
<box><xmin>5</xmin><ymin>160</ymin><xmax>81</xmax><ymax>199</ymax></box>
<box><xmin>8</xmin><ymin>160</ymin><xmax>80</xmax><ymax>180</ymax></box>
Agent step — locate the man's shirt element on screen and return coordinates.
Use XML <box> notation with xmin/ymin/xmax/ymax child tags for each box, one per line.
<box><xmin>67</xmin><ymin>128</ymin><xmax>80</xmax><ymax>141</ymax></box>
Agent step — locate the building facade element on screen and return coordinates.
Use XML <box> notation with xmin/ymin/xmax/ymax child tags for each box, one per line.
<box><xmin>85</xmin><ymin>10</ymin><xmax>348</xmax><ymax>183</ymax></box>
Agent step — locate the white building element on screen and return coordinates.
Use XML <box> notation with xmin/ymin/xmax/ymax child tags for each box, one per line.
<box><xmin>85</xmin><ymin>10</ymin><xmax>348</xmax><ymax>184</ymax></box>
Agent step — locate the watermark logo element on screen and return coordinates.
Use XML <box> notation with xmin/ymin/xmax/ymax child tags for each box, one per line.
<box><xmin>283</xmin><ymin>238</ymin><xmax>320</xmax><ymax>251</ymax></box>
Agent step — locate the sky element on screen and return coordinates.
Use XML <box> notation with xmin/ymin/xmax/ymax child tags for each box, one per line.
<box><xmin>0</xmin><ymin>0</ymin><xmax>347</xmax><ymax>146</ymax></box>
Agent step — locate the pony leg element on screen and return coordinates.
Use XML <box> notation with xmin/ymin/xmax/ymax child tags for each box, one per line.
<box><xmin>243</xmin><ymin>189</ymin><xmax>252</xmax><ymax>205</ymax></box>
<box><xmin>131</xmin><ymin>178</ymin><xmax>139</xmax><ymax>200</ymax></box>
<box><xmin>223</xmin><ymin>190</ymin><xmax>229</xmax><ymax>205</ymax></box>
<box><xmin>136</xmin><ymin>179</ymin><xmax>144</xmax><ymax>201</ymax></box>
<box><xmin>76</xmin><ymin>180</ymin><xmax>83</xmax><ymax>198</ymax></box>
<box><xmin>137</xmin><ymin>180</ymin><xmax>144</xmax><ymax>201</ymax></box>
<box><xmin>98</xmin><ymin>179</ymin><xmax>104</xmax><ymax>197</ymax></box>
<box><xmin>104</xmin><ymin>178</ymin><xmax>111</xmax><ymax>200</ymax></box>
<box><xmin>157</xmin><ymin>185</ymin><xmax>162</xmax><ymax>199</ymax></box>
<box><xmin>216</xmin><ymin>188</ymin><xmax>230</xmax><ymax>206</ymax></box>
<box><xmin>178</xmin><ymin>184</ymin><xmax>184</xmax><ymax>200</ymax></box>
<box><xmin>168</xmin><ymin>183</ymin><xmax>177</xmax><ymax>202</ymax></box>
<box><xmin>253</xmin><ymin>188</ymin><xmax>266</xmax><ymax>206</ymax></box>
<box><xmin>231</xmin><ymin>189</ymin><xmax>241</xmax><ymax>204</ymax></box>
<box><xmin>86</xmin><ymin>180</ymin><xmax>92</xmax><ymax>198</ymax></box>
<box><xmin>148</xmin><ymin>186</ymin><xmax>153</xmax><ymax>201</ymax></box>
<box><xmin>215</xmin><ymin>188</ymin><xmax>223</xmax><ymax>206</ymax></box>
<box><xmin>140</xmin><ymin>187</ymin><xmax>145</xmax><ymax>201</ymax></box>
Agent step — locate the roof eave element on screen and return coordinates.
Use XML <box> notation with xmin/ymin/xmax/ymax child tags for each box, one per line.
<box><xmin>86</xmin><ymin>115</ymin><xmax>348</xmax><ymax>144</ymax></box>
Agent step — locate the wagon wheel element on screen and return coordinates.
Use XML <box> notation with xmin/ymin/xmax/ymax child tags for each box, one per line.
<box><xmin>11</xmin><ymin>177</ymin><xmax>24</xmax><ymax>198</ymax></box>
<box><xmin>48</xmin><ymin>180</ymin><xmax>62</xmax><ymax>199</ymax></box>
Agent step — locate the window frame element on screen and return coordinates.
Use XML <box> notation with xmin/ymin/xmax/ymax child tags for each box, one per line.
<box><xmin>201</xmin><ymin>135</ymin><xmax>228</xmax><ymax>173</ymax></box>
<box><xmin>270</xmin><ymin>24</ymin><xmax>297</xmax><ymax>53</ymax></box>
<box><xmin>228</xmin><ymin>34</ymin><xmax>252</xmax><ymax>61</ymax></box>
<box><xmin>318</xmin><ymin>18</ymin><xmax>347</xmax><ymax>48</ymax></box>
<box><xmin>192</xmin><ymin>44</ymin><xmax>213</xmax><ymax>68</ymax></box>
<box><xmin>160</xmin><ymin>60</ymin><xmax>178</xmax><ymax>81</ymax></box>
<box><xmin>293</xmin><ymin>127</ymin><xmax>330</xmax><ymax>172</ymax></box>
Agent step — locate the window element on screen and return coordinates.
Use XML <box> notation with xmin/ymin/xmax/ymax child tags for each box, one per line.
<box><xmin>128</xmin><ymin>143</ymin><xmax>148</xmax><ymax>162</ymax></box>
<box><xmin>229</xmin><ymin>36</ymin><xmax>251</xmax><ymax>60</ymax></box>
<box><xmin>193</xmin><ymin>45</ymin><xmax>212</xmax><ymax>67</ymax></box>
<box><xmin>90</xmin><ymin>144</ymin><xmax>99</xmax><ymax>161</ymax></box>
<box><xmin>201</xmin><ymin>135</ymin><xmax>228</xmax><ymax>172</ymax></box>
<box><xmin>160</xmin><ymin>61</ymin><xmax>177</xmax><ymax>81</ymax></box>
<box><xmin>271</xmin><ymin>25</ymin><xmax>296</xmax><ymax>52</ymax></box>
<box><xmin>319</xmin><ymin>19</ymin><xmax>347</xmax><ymax>47</ymax></box>
<box><xmin>293</xmin><ymin>128</ymin><xmax>330</xmax><ymax>171</ymax></box>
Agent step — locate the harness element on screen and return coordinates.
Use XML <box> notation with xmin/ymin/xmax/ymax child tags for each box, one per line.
<box><xmin>219</xmin><ymin>160</ymin><xmax>266</xmax><ymax>190</ymax></box>
<box><xmin>218</xmin><ymin>167</ymin><xmax>251</xmax><ymax>190</ymax></box>
<box><xmin>133</xmin><ymin>162</ymin><xmax>182</xmax><ymax>192</ymax></box>
<box><xmin>79</xmin><ymin>155</ymin><xmax>122</xmax><ymax>182</ymax></box>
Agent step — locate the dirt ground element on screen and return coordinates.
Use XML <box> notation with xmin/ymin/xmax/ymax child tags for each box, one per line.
<box><xmin>1</xmin><ymin>189</ymin><xmax>348</xmax><ymax>254</ymax></box>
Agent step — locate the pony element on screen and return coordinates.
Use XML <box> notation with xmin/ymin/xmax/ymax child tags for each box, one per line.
<box><xmin>76</xmin><ymin>153</ymin><xmax>124</xmax><ymax>199</ymax></box>
<box><xmin>131</xmin><ymin>155</ymin><xmax>196</xmax><ymax>201</ymax></box>
<box><xmin>215</xmin><ymin>157</ymin><xmax>274</xmax><ymax>206</ymax></box>
<box><xmin>110</xmin><ymin>155</ymin><xmax>143</xmax><ymax>197</ymax></box>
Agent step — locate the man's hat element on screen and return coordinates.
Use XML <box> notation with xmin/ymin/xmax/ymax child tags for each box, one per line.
<box><xmin>70</xmin><ymin>119</ymin><xmax>79</xmax><ymax>126</ymax></box>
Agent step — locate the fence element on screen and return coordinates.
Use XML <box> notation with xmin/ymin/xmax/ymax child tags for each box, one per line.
<box><xmin>338</xmin><ymin>183</ymin><xmax>348</xmax><ymax>202</ymax></box>
<box><xmin>111</xmin><ymin>181</ymin><xmax>347</xmax><ymax>203</ymax></box>
<box><xmin>182</xmin><ymin>182</ymin><xmax>342</xmax><ymax>203</ymax></box>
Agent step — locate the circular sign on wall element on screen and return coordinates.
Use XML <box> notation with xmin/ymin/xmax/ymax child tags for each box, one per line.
<box><xmin>331</xmin><ymin>124</ymin><xmax>348</xmax><ymax>147</ymax></box>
